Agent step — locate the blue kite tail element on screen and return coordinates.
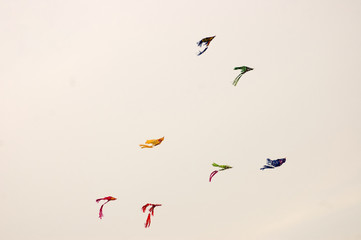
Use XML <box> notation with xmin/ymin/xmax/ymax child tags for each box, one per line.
<box><xmin>260</xmin><ymin>165</ymin><xmax>274</xmax><ymax>170</ymax></box>
<box><xmin>197</xmin><ymin>47</ymin><xmax>208</xmax><ymax>56</ymax></box>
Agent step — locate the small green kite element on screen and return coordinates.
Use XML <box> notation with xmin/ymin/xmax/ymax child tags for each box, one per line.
<box><xmin>233</xmin><ymin>66</ymin><xmax>253</xmax><ymax>86</ymax></box>
<box><xmin>209</xmin><ymin>163</ymin><xmax>232</xmax><ymax>182</ymax></box>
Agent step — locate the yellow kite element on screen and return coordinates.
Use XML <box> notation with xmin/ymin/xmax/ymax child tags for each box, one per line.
<box><xmin>140</xmin><ymin>137</ymin><xmax>164</xmax><ymax>148</ymax></box>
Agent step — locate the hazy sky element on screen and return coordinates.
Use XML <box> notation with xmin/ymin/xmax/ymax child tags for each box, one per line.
<box><xmin>1</xmin><ymin>0</ymin><xmax>361</xmax><ymax>239</ymax></box>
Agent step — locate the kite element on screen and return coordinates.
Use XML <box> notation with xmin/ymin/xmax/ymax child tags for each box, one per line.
<box><xmin>233</xmin><ymin>66</ymin><xmax>253</xmax><ymax>86</ymax></box>
<box><xmin>260</xmin><ymin>158</ymin><xmax>286</xmax><ymax>170</ymax></box>
<box><xmin>96</xmin><ymin>196</ymin><xmax>117</xmax><ymax>219</ymax></box>
<box><xmin>209</xmin><ymin>162</ymin><xmax>232</xmax><ymax>182</ymax></box>
<box><xmin>197</xmin><ymin>36</ymin><xmax>216</xmax><ymax>56</ymax></box>
<box><xmin>140</xmin><ymin>137</ymin><xmax>164</xmax><ymax>149</ymax></box>
<box><xmin>142</xmin><ymin>203</ymin><xmax>162</xmax><ymax>228</ymax></box>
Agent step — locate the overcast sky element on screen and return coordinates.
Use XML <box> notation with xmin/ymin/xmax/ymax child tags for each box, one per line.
<box><xmin>1</xmin><ymin>0</ymin><xmax>361</xmax><ymax>239</ymax></box>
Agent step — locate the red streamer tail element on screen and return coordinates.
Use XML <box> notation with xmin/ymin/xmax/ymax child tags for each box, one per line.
<box><xmin>145</xmin><ymin>213</ymin><xmax>151</xmax><ymax>228</ymax></box>
<box><xmin>142</xmin><ymin>204</ymin><xmax>150</xmax><ymax>213</ymax></box>
<box><xmin>99</xmin><ymin>204</ymin><xmax>104</xmax><ymax>219</ymax></box>
<box><xmin>209</xmin><ymin>170</ymin><xmax>218</xmax><ymax>182</ymax></box>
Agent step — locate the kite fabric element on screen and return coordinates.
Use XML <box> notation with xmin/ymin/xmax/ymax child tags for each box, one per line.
<box><xmin>209</xmin><ymin>162</ymin><xmax>232</xmax><ymax>182</ymax></box>
<box><xmin>142</xmin><ymin>203</ymin><xmax>162</xmax><ymax>228</ymax></box>
<box><xmin>233</xmin><ymin>66</ymin><xmax>253</xmax><ymax>86</ymax></box>
<box><xmin>139</xmin><ymin>137</ymin><xmax>164</xmax><ymax>149</ymax></box>
<box><xmin>260</xmin><ymin>158</ymin><xmax>286</xmax><ymax>170</ymax></box>
<box><xmin>96</xmin><ymin>196</ymin><xmax>117</xmax><ymax>219</ymax></box>
<box><xmin>197</xmin><ymin>36</ymin><xmax>216</xmax><ymax>56</ymax></box>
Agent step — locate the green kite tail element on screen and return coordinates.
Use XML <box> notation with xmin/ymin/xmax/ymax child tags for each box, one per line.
<box><xmin>233</xmin><ymin>73</ymin><xmax>243</xmax><ymax>86</ymax></box>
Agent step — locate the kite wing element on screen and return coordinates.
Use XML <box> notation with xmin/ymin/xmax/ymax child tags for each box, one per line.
<box><xmin>212</xmin><ymin>163</ymin><xmax>232</xmax><ymax>170</ymax></box>
<box><xmin>197</xmin><ymin>36</ymin><xmax>215</xmax><ymax>46</ymax></box>
<box><xmin>212</xmin><ymin>163</ymin><xmax>221</xmax><ymax>167</ymax></box>
<box><xmin>145</xmin><ymin>139</ymin><xmax>159</xmax><ymax>144</ymax></box>
<box><xmin>271</xmin><ymin>158</ymin><xmax>286</xmax><ymax>167</ymax></box>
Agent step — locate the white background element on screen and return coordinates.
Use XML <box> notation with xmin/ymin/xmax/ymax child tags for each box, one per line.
<box><xmin>1</xmin><ymin>0</ymin><xmax>361</xmax><ymax>239</ymax></box>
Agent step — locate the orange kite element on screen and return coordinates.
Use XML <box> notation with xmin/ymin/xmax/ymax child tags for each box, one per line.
<box><xmin>139</xmin><ymin>137</ymin><xmax>164</xmax><ymax>149</ymax></box>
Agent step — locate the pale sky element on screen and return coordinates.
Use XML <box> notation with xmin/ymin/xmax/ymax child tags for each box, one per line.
<box><xmin>1</xmin><ymin>0</ymin><xmax>361</xmax><ymax>239</ymax></box>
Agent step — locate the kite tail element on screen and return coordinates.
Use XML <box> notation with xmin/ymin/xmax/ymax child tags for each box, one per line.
<box><xmin>197</xmin><ymin>40</ymin><xmax>203</xmax><ymax>47</ymax></box>
<box><xmin>197</xmin><ymin>47</ymin><xmax>208</xmax><ymax>56</ymax></box>
<box><xmin>260</xmin><ymin>165</ymin><xmax>274</xmax><ymax>170</ymax></box>
<box><xmin>233</xmin><ymin>74</ymin><xmax>243</xmax><ymax>86</ymax></box>
<box><xmin>150</xmin><ymin>207</ymin><xmax>155</xmax><ymax>216</ymax></box>
<box><xmin>145</xmin><ymin>213</ymin><xmax>151</xmax><ymax>228</ymax></box>
<box><xmin>142</xmin><ymin>204</ymin><xmax>150</xmax><ymax>213</ymax></box>
<box><xmin>140</xmin><ymin>144</ymin><xmax>153</xmax><ymax>148</ymax></box>
<box><xmin>149</xmin><ymin>205</ymin><xmax>156</xmax><ymax>216</ymax></box>
<box><xmin>209</xmin><ymin>170</ymin><xmax>218</xmax><ymax>182</ymax></box>
<box><xmin>150</xmin><ymin>204</ymin><xmax>161</xmax><ymax>216</ymax></box>
<box><xmin>99</xmin><ymin>204</ymin><xmax>105</xmax><ymax>219</ymax></box>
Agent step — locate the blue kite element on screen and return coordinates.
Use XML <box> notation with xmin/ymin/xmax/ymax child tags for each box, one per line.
<box><xmin>197</xmin><ymin>36</ymin><xmax>215</xmax><ymax>56</ymax></box>
<box><xmin>260</xmin><ymin>158</ymin><xmax>286</xmax><ymax>170</ymax></box>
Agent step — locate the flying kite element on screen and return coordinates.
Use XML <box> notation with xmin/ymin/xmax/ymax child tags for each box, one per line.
<box><xmin>96</xmin><ymin>196</ymin><xmax>117</xmax><ymax>219</ymax></box>
<box><xmin>197</xmin><ymin>36</ymin><xmax>216</xmax><ymax>56</ymax></box>
<box><xmin>142</xmin><ymin>203</ymin><xmax>162</xmax><ymax>228</ymax></box>
<box><xmin>209</xmin><ymin>162</ymin><xmax>232</xmax><ymax>182</ymax></box>
<box><xmin>233</xmin><ymin>66</ymin><xmax>253</xmax><ymax>86</ymax></box>
<box><xmin>140</xmin><ymin>137</ymin><xmax>164</xmax><ymax>149</ymax></box>
<box><xmin>260</xmin><ymin>158</ymin><xmax>286</xmax><ymax>170</ymax></box>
